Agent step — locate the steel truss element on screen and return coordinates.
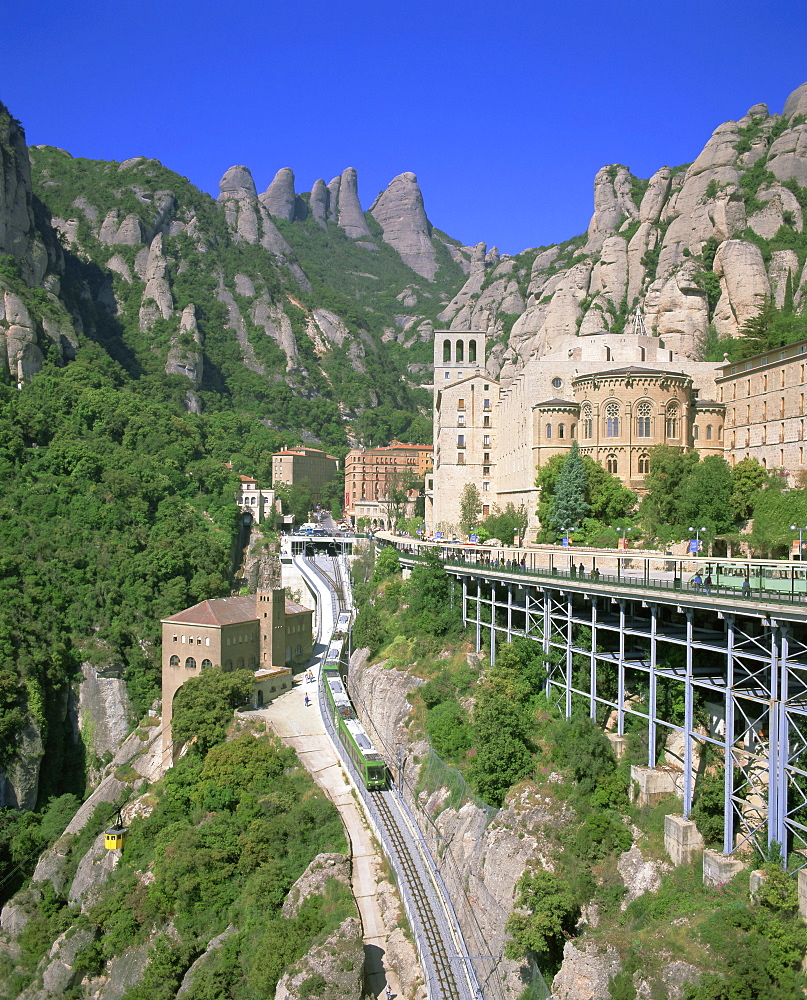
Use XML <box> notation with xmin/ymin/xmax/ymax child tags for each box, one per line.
<box><xmin>458</xmin><ymin>570</ymin><xmax>807</xmax><ymax>864</ymax></box>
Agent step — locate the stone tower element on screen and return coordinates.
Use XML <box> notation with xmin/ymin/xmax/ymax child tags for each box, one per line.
<box><xmin>433</xmin><ymin>329</ymin><xmax>487</xmax><ymax>402</ymax></box>
<box><xmin>251</xmin><ymin>547</ymin><xmax>286</xmax><ymax>667</ymax></box>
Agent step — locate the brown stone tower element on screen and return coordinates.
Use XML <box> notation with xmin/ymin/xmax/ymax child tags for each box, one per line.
<box><xmin>252</xmin><ymin>545</ymin><xmax>286</xmax><ymax>667</ymax></box>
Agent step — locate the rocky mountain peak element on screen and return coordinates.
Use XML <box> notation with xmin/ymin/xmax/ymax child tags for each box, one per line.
<box><xmin>217</xmin><ymin>165</ymin><xmax>258</xmax><ymax>200</ymax></box>
<box><xmin>783</xmin><ymin>81</ymin><xmax>807</xmax><ymax>118</ymax></box>
<box><xmin>369</xmin><ymin>171</ymin><xmax>437</xmax><ymax>280</ymax></box>
<box><xmin>336</xmin><ymin>167</ymin><xmax>373</xmax><ymax>241</ymax></box>
<box><xmin>260</xmin><ymin>167</ymin><xmax>296</xmax><ymax>221</ymax></box>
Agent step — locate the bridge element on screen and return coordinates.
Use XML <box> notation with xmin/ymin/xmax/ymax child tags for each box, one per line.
<box><xmin>384</xmin><ymin>536</ymin><xmax>807</xmax><ymax>864</ymax></box>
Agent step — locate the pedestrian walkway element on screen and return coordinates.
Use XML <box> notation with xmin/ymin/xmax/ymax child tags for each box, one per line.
<box><xmin>240</xmin><ymin>670</ymin><xmax>403</xmax><ymax>1000</ymax></box>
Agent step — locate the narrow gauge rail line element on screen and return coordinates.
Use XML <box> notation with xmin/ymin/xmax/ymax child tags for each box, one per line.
<box><xmin>369</xmin><ymin>790</ymin><xmax>464</xmax><ymax>1000</ymax></box>
<box><xmin>306</xmin><ymin>555</ymin><xmax>350</xmax><ymax>611</ymax></box>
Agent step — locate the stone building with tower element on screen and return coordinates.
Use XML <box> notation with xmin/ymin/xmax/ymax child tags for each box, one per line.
<box><xmin>428</xmin><ymin>320</ymin><xmax>806</xmax><ymax>537</ymax></box>
<box><xmin>160</xmin><ymin>553</ymin><xmax>312</xmax><ymax>763</ymax></box>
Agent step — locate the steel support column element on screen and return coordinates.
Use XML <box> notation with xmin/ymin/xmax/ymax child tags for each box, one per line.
<box><xmin>723</xmin><ymin>615</ymin><xmax>736</xmax><ymax>856</ymax></box>
<box><xmin>684</xmin><ymin>610</ymin><xmax>694</xmax><ymax>818</ymax></box>
<box><xmin>618</xmin><ymin>601</ymin><xmax>626</xmax><ymax>737</ymax></box>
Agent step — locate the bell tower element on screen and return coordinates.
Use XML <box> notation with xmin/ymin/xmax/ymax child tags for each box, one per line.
<box><xmin>433</xmin><ymin>329</ymin><xmax>486</xmax><ymax>401</ymax></box>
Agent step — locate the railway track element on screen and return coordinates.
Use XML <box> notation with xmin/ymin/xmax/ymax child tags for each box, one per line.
<box><xmin>369</xmin><ymin>790</ymin><xmax>464</xmax><ymax>1000</ymax></box>
<box><xmin>306</xmin><ymin>555</ymin><xmax>350</xmax><ymax>611</ymax></box>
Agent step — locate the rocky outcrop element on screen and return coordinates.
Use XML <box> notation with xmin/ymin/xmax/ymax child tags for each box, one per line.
<box><xmin>260</xmin><ymin>167</ymin><xmax>297</xmax><ymax>221</ymax></box>
<box><xmin>552</xmin><ymin>942</ymin><xmax>622</xmax><ymax>1000</ymax></box>
<box><xmin>139</xmin><ymin>233</ymin><xmax>173</xmax><ymax>332</ymax></box>
<box><xmin>0</xmin><ymin>714</ymin><xmax>44</xmax><ymax>810</ymax></box>
<box><xmin>644</xmin><ymin>260</ymin><xmax>710</xmax><ymax>358</ymax></box>
<box><xmin>369</xmin><ymin>173</ymin><xmax>437</xmax><ymax>280</ymax></box>
<box><xmin>275</xmin><ymin>916</ymin><xmax>364</xmax><ymax>1000</ymax></box>
<box><xmin>166</xmin><ymin>303</ymin><xmax>204</xmax><ymax>411</ymax></box>
<box><xmin>0</xmin><ymin>288</ymin><xmax>45</xmax><ymax>383</ymax></box>
<box><xmin>78</xmin><ymin>661</ymin><xmax>134</xmax><ymax>775</ymax></box>
<box><xmin>335</xmin><ymin>168</ymin><xmax>373</xmax><ymax>241</ymax></box>
<box><xmin>281</xmin><ymin>853</ymin><xmax>352</xmax><ymax>918</ymax></box>
<box><xmin>0</xmin><ymin>104</ymin><xmax>50</xmax><ymax>286</ymax></box>
<box><xmin>18</xmin><ymin>925</ymin><xmax>97</xmax><ymax>999</ymax></box>
<box><xmin>712</xmin><ymin>239</ymin><xmax>770</xmax><ymax>339</ymax></box>
<box><xmin>310</xmin><ymin>179</ymin><xmax>329</xmax><ymax>228</ymax></box>
<box><xmin>585</xmin><ymin>166</ymin><xmax>639</xmax><ymax>253</ymax></box>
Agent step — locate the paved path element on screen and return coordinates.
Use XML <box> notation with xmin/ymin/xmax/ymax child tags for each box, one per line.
<box><xmin>240</xmin><ymin>670</ymin><xmax>403</xmax><ymax>1000</ymax></box>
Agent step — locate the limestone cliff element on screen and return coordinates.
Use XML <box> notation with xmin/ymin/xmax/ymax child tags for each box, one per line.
<box><xmin>443</xmin><ymin>81</ymin><xmax>807</xmax><ymax>373</ymax></box>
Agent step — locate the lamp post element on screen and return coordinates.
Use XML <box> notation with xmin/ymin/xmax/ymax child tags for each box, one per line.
<box><xmin>688</xmin><ymin>526</ymin><xmax>706</xmax><ymax>555</ymax></box>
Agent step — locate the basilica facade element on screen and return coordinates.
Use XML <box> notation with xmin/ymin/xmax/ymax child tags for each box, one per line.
<box><xmin>427</xmin><ymin>325</ymin><xmax>807</xmax><ymax>537</ymax></box>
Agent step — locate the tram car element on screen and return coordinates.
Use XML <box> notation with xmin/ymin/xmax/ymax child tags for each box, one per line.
<box><xmin>320</xmin><ymin>621</ymin><xmax>387</xmax><ymax>791</ymax></box>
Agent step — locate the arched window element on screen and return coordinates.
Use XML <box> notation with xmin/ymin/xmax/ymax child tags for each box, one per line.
<box><xmin>545</xmin><ymin>424</ymin><xmax>552</xmax><ymax>439</ymax></box>
<box><xmin>185</xmin><ymin>657</ymin><xmax>196</xmax><ymax>670</ymax></box>
<box><xmin>605</xmin><ymin>402</ymin><xmax>619</xmax><ymax>437</ymax></box>
<box><xmin>606</xmin><ymin>454</ymin><xmax>618</xmax><ymax>474</ymax></box>
<box><xmin>201</xmin><ymin>659</ymin><xmax>212</xmax><ymax>669</ymax></box>
<box><xmin>666</xmin><ymin>403</ymin><xmax>679</xmax><ymax>439</ymax></box>
<box><xmin>638</xmin><ymin>454</ymin><xmax>650</xmax><ymax>475</ymax></box>
<box><xmin>469</xmin><ymin>340</ymin><xmax>477</xmax><ymax>363</ymax></box>
<box><xmin>169</xmin><ymin>655</ymin><xmax>180</xmax><ymax>667</ymax></box>
<box><xmin>706</xmin><ymin>424</ymin><xmax>712</xmax><ymax>440</ymax></box>
<box><xmin>558</xmin><ymin>423</ymin><xmax>565</xmax><ymax>439</ymax></box>
<box><xmin>225</xmin><ymin>659</ymin><xmax>233</xmax><ymax>670</ymax></box>
<box><xmin>443</xmin><ymin>339</ymin><xmax>451</xmax><ymax>362</ymax></box>
<box><xmin>237</xmin><ymin>657</ymin><xmax>244</xmax><ymax>669</ymax></box>
<box><xmin>636</xmin><ymin>401</ymin><xmax>651</xmax><ymax>437</ymax></box>
<box><xmin>456</xmin><ymin>340</ymin><xmax>464</xmax><ymax>363</ymax></box>
<box><xmin>249</xmin><ymin>656</ymin><xmax>256</xmax><ymax>668</ymax></box>
<box><xmin>582</xmin><ymin>405</ymin><xmax>592</xmax><ymax>439</ymax></box>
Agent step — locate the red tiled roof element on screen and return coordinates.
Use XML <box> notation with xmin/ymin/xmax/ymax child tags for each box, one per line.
<box><xmin>239</xmin><ymin>475</ymin><xmax>257</xmax><ymax>483</ymax></box>
<box><xmin>285</xmin><ymin>600</ymin><xmax>311</xmax><ymax>615</ymax></box>
<box><xmin>162</xmin><ymin>595</ymin><xmax>257</xmax><ymax>627</ymax></box>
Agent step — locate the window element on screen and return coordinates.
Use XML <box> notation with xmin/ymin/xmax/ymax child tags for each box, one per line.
<box><xmin>781</xmin><ymin>397</ymin><xmax>785</xmax><ymax>417</ymax></box>
<box><xmin>457</xmin><ymin>434</ymin><xmax>465</xmax><ymax>447</ymax></box>
<box><xmin>706</xmin><ymin>425</ymin><xmax>712</xmax><ymax>440</ymax></box>
<box><xmin>457</xmin><ymin>414</ymin><xmax>465</xmax><ymax>425</ymax></box>
<box><xmin>605</xmin><ymin>402</ymin><xmax>620</xmax><ymax>437</ymax></box>
<box><xmin>296</xmin><ymin>644</ymin><xmax>302</xmax><ymax>655</ymax></box>
<box><xmin>483</xmin><ymin>435</ymin><xmax>490</xmax><ymax>446</ymax></box>
<box><xmin>483</xmin><ymin>452</ymin><xmax>490</xmax><ymax>463</ymax></box>
<box><xmin>482</xmin><ymin>481</ymin><xmax>490</xmax><ymax>491</ymax></box>
<box><xmin>456</xmin><ymin>341</ymin><xmax>464</xmax><ymax>363</ymax></box>
<box><xmin>483</xmin><ymin>466</ymin><xmax>490</xmax><ymax>476</ymax></box>
<box><xmin>606</xmin><ymin>454</ymin><xmax>618</xmax><ymax>474</ymax></box>
<box><xmin>457</xmin><ymin>453</ymin><xmax>465</xmax><ymax>465</ymax></box>
<box><xmin>445</xmin><ymin>371</ymin><xmax>450</xmax><ymax>379</ymax></box>
<box><xmin>181</xmin><ymin>635</ymin><xmax>186</xmax><ymax>643</ymax></box>
<box><xmin>693</xmin><ymin>426</ymin><xmax>699</xmax><ymax>440</ymax></box>
<box><xmin>469</xmin><ymin>340</ymin><xmax>477</xmax><ymax>363</ymax></box>
<box><xmin>552</xmin><ymin>377</ymin><xmax>562</xmax><ymax>389</ymax></box>
<box><xmin>666</xmin><ymin>403</ymin><xmax>679</xmax><ymax>439</ymax></box>
<box><xmin>483</xmin><ymin>399</ymin><xmax>491</xmax><ymax>410</ymax></box>
<box><xmin>483</xmin><ymin>415</ymin><xmax>490</xmax><ymax>427</ymax></box>
<box><xmin>582</xmin><ymin>405</ymin><xmax>592</xmax><ymax>439</ymax></box>
<box><xmin>443</xmin><ymin>339</ymin><xmax>451</xmax><ymax>363</ymax></box>
<box><xmin>201</xmin><ymin>659</ymin><xmax>212</xmax><ymax>669</ymax></box>
<box><xmin>169</xmin><ymin>655</ymin><xmax>180</xmax><ymax>667</ymax></box>
<box><xmin>458</xmin><ymin>397</ymin><xmax>465</xmax><ymax>409</ymax></box>
<box><xmin>173</xmin><ymin>634</ymin><xmax>178</xmax><ymax>642</ymax></box>
<box><xmin>545</xmin><ymin>424</ymin><xmax>552</xmax><ymax>439</ymax></box>
<box><xmin>558</xmin><ymin>424</ymin><xmax>565</xmax><ymax>439</ymax></box>
<box><xmin>482</xmin><ymin>505</ymin><xmax>490</xmax><ymax>516</ymax></box>
<box><xmin>636</xmin><ymin>401</ymin><xmax>651</xmax><ymax>437</ymax></box>
<box><xmin>638</xmin><ymin>454</ymin><xmax>649</xmax><ymax>475</ymax></box>
<box><xmin>185</xmin><ymin>657</ymin><xmax>196</xmax><ymax>669</ymax></box>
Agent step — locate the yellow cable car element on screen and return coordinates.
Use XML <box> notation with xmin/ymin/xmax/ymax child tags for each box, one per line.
<box><xmin>103</xmin><ymin>810</ymin><xmax>128</xmax><ymax>850</ymax></box>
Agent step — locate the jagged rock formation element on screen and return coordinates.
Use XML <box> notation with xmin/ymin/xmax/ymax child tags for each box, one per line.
<box><xmin>445</xmin><ymin>80</ymin><xmax>807</xmax><ymax>372</ymax></box>
<box><xmin>370</xmin><ymin>172</ymin><xmax>438</xmax><ymax>279</ymax></box>
<box><xmin>275</xmin><ymin>916</ymin><xmax>364</xmax><ymax>1000</ymax></box>
<box><xmin>260</xmin><ymin>167</ymin><xmax>297</xmax><ymax>221</ymax></box>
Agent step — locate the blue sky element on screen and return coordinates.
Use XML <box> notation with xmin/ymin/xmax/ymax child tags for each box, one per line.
<box><xmin>4</xmin><ymin>0</ymin><xmax>807</xmax><ymax>255</ymax></box>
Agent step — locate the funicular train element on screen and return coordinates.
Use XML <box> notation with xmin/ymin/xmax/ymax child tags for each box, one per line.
<box><xmin>321</xmin><ymin>611</ymin><xmax>387</xmax><ymax>790</ymax></box>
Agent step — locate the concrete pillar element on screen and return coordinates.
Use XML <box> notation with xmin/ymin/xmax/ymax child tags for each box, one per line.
<box><xmin>798</xmin><ymin>869</ymin><xmax>807</xmax><ymax>920</ymax></box>
<box><xmin>607</xmin><ymin>734</ymin><xmax>627</xmax><ymax>759</ymax></box>
<box><xmin>703</xmin><ymin>849</ymin><xmax>745</xmax><ymax>886</ymax></box>
<box><xmin>631</xmin><ymin>765</ymin><xmax>679</xmax><ymax>806</ymax></box>
<box><xmin>664</xmin><ymin>814</ymin><xmax>704</xmax><ymax>866</ymax></box>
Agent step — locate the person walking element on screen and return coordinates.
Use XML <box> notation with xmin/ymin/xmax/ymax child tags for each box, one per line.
<box><xmin>579</xmin><ymin>563</ymin><xmax>585</xmax><ymax>579</ymax></box>
<box><xmin>304</xmin><ymin>693</ymin><xmax>311</xmax><ymax>707</ymax></box>
<box><xmin>704</xmin><ymin>574</ymin><xmax>712</xmax><ymax>596</ymax></box>
<box><xmin>692</xmin><ymin>572</ymin><xmax>703</xmax><ymax>593</ymax></box>
<box><xmin>742</xmin><ymin>577</ymin><xmax>751</xmax><ymax>598</ymax></box>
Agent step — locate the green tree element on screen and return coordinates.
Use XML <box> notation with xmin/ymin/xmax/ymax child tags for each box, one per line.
<box><xmin>459</xmin><ymin>483</ymin><xmax>482</xmax><ymax>537</ymax></box>
<box><xmin>730</xmin><ymin>458</ymin><xmax>772</xmax><ymax>522</ymax></box>
<box><xmin>371</xmin><ymin>544</ymin><xmax>401</xmax><ymax>582</ymax></box>
<box><xmin>550</xmin><ymin>440</ymin><xmax>590</xmax><ymax>534</ymax></box>
<box><xmin>171</xmin><ymin>667</ymin><xmax>254</xmax><ymax>755</ymax></box>
<box><xmin>404</xmin><ymin>550</ymin><xmax>462</xmax><ymax>637</ymax></box>
<box><xmin>505</xmin><ymin>868</ymin><xmax>579</xmax><ymax>960</ymax></box>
